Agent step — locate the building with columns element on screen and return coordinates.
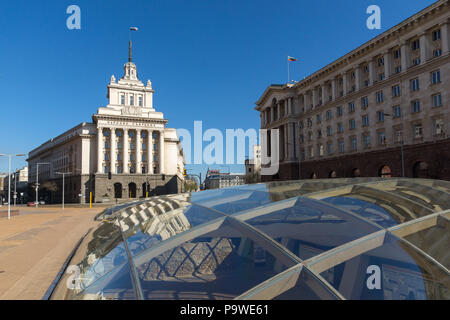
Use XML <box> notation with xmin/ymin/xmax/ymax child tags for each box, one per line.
<box><xmin>256</xmin><ymin>0</ymin><xmax>450</xmax><ymax>181</ymax></box>
<box><xmin>27</xmin><ymin>42</ymin><xmax>185</xmax><ymax>204</ymax></box>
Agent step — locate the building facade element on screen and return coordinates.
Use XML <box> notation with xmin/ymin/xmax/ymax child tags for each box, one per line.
<box><xmin>256</xmin><ymin>0</ymin><xmax>450</xmax><ymax>181</ymax></box>
<box><xmin>204</xmin><ymin>169</ymin><xmax>245</xmax><ymax>190</ymax></box>
<box><xmin>27</xmin><ymin>44</ymin><xmax>185</xmax><ymax>204</ymax></box>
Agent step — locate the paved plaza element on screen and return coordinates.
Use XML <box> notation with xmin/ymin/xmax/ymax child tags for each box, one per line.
<box><xmin>0</xmin><ymin>206</ymin><xmax>104</xmax><ymax>300</ymax></box>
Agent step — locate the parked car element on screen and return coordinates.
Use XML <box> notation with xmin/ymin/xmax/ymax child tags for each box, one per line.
<box><xmin>27</xmin><ymin>202</ymin><xmax>35</xmax><ymax>207</ymax></box>
<box><xmin>39</xmin><ymin>201</ymin><xmax>46</xmax><ymax>205</ymax></box>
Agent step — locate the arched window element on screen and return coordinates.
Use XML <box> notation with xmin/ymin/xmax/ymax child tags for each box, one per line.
<box><xmin>128</xmin><ymin>183</ymin><xmax>137</xmax><ymax>198</ymax></box>
<box><xmin>311</xmin><ymin>173</ymin><xmax>318</xmax><ymax>179</ymax></box>
<box><xmin>413</xmin><ymin>161</ymin><xmax>429</xmax><ymax>178</ymax></box>
<box><xmin>379</xmin><ymin>165</ymin><xmax>392</xmax><ymax>178</ymax></box>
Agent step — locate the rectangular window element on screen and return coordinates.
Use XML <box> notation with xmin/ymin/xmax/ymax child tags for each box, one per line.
<box><xmin>349</xmin><ymin>119</ymin><xmax>356</xmax><ymax>130</ymax></box>
<box><xmin>130</xmin><ymin>154</ymin><xmax>134</xmax><ymax>161</ymax></box>
<box><xmin>394</xmin><ymin>49</ymin><xmax>401</xmax><ymax>59</ymax></box>
<box><xmin>379</xmin><ymin>73</ymin><xmax>385</xmax><ymax>81</ymax></box>
<box><xmin>411</xmin><ymin>78</ymin><xmax>420</xmax><ymax>92</ymax></box>
<box><xmin>362</xmin><ymin>115</ymin><xmax>369</xmax><ymax>127</ymax></box>
<box><xmin>121</xmin><ymin>94</ymin><xmax>125</xmax><ymax>105</ymax></box>
<box><xmin>376</xmin><ymin>91</ymin><xmax>384</xmax><ymax>103</ymax></box>
<box><xmin>142</xmin><ymin>143</ymin><xmax>147</xmax><ymax>150</ymax></box>
<box><xmin>377</xmin><ymin>111</ymin><xmax>384</xmax><ymax>122</ymax></box>
<box><xmin>395</xmin><ymin>66</ymin><xmax>402</xmax><ymax>74</ymax></box>
<box><xmin>338</xmin><ymin>123</ymin><xmax>344</xmax><ymax>133</ymax></box>
<box><xmin>104</xmin><ymin>153</ymin><xmax>109</xmax><ymax>161</ymax></box>
<box><xmin>104</xmin><ymin>166</ymin><xmax>110</xmax><ymax>174</ymax></box>
<box><xmin>395</xmin><ymin>131</ymin><xmax>403</xmax><ymax>143</ymax></box>
<box><xmin>130</xmin><ymin>142</ymin><xmax>135</xmax><ymax>150</ymax></box>
<box><xmin>431</xmin><ymin>70</ymin><xmax>441</xmax><ymax>84</ymax></box>
<box><xmin>348</xmin><ymin>102</ymin><xmax>355</xmax><ymax>113</ymax></box>
<box><xmin>412</xmin><ymin>100</ymin><xmax>421</xmax><ymax>113</ymax></box>
<box><xmin>378</xmin><ymin>131</ymin><xmax>386</xmax><ymax>145</ymax></box>
<box><xmin>337</xmin><ymin>106</ymin><xmax>343</xmax><ymax>117</ymax></box>
<box><xmin>117</xmin><ymin>154</ymin><xmax>121</xmax><ymax>161</ymax></box>
<box><xmin>104</xmin><ymin>141</ymin><xmax>109</xmax><ymax>149</ymax></box>
<box><xmin>434</xmin><ymin>119</ymin><xmax>444</xmax><ymax>135</ymax></box>
<box><xmin>434</xmin><ymin>49</ymin><xmax>442</xmax><ymax>57</ymax></box>
<box><xmin>432</xmin><ymin>93</ymin><xmax>442</xmax><ymax>108</ymax></box>
<box><xmin>139</xmin><ymin>96</ymin><xmax>143</xmax><ymax>107</ymax></box>
<box><xmin>412</xmin><ymin>39</ymin><xmax>420</xmax><ymax>51</ymax></box>
<box><xmin>364</xmin><ymin>134</ymin><xmax>371</xmax><ymax>147</ymax></box>
<box><xmin>316</xmin><ymin>114</ymin><xmax>322</xmax><ymax>124</ymax></box>
<box><xmin>327</xmin><ymin>143</ymin><xmax>334</xmax><ymax>155</ymax></box>
<box><xmin>378</xmin><ymin>57</ymin><xmax>384</xmax><ymax>66</ymax></box>
<box><xmin>361</xmin><ymin>97</ymin><xmax>369</xmax><ymax>108</ymax></box>
<box><xmin>394</xmin><ymin>105</ymin><xmax>401</xmax><ymax>118</ymax></box>
<box><xmin>392</xmin><ymin>85</ymin><xmax>401</xmax><ymax>97</ymax></box>
<box><xmin>326</xmin><ymin>110</ymin><xmax>332</xmax><ymax>120</ymax></box>
<box><xmin>351</xmin><ymin>137</ymin><xmax>357</xmax><ymax>151</ymax></box>
<box><xmin>414</xmin><ymin>125</ymin><xmax>423</xmax><ymax>138</ymax></box>
<box><xmin>130</xmin><ymin>95</ymin><xmax>134</xmax><ymax>106</ymax></box>
<box><xmin>142</xmin><ymin>154</ymin><xmax>146</xmax><ymax>162</ymax></box>
<box><xmin>339</xmin><ymin>141</ymin><xmax>345</xmax><ymax>153</ymax></box>
<box><xmin>433</xmin><ymin>29</ymin><xmax>441</xmax><ymax>41</ymax></box>
<box><xmin>327</xmin><ymin>127</ymin><xmax>333</xmax><ymax>136</ymax></box>
<box><xmin>413</xmin><ymin>58</ymin><xmax>421</xmax><ymax>66</ymax></box>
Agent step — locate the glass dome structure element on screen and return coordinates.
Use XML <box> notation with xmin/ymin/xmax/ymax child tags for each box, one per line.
<box><xmin>50</xmin><ymin>178</ymin><xmax>450</xmax><ymax>300</ymax></box>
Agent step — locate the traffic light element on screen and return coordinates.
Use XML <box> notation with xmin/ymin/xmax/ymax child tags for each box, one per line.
<box><xmin>183</xmin><ymin>169</ymin><xmax>187</xmax><ymax>177</ymax></box>
<box><xmin>108</xmin><ymin>171</ymin><xmax>112</xmax><ymax>180</ymax></box>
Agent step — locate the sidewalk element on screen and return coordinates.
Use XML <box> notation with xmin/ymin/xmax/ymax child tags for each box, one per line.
<box><xmin>0</xmin><ymin>206</ymin><xmax>103</xmax><ymax>300</ymax></box>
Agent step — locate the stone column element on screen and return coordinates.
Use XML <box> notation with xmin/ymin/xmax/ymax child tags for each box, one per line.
<box><xmin>123</xmin><ymin>128</ymin><xmax>129</xmax><ymax>173</ymax></box>
<box><xmin>304</xmin><ymin>92</ymin><xmax>311</xmax><ymax>110</ymax></box>
<box><xmin>342</xmin><ymin>72</ymin><xmax>348</xmax><ymax>96</ymax></box>
<box><xmin>312</xmin><ymin>88</ymin><xmax>318</xmax><ymax>109</ymax></box>
<box><xmin>148</xmin><ymin>130</ymin><xmax>153</xmax><ymax>174</ymax></box>
<box><xmin>288</xmin><ymin>123</ymin><xmax>295</xmax><ymax>160</ymax></box>
<box><xmin>159</xmin><ymin>130</ymin><xmax>165</xmax><ymax>174</ymax></box>
<box><xmin>420</xmin><ymin>32</ymin><xmax>429</xmax><ymax>64</ymax></box>
<box><xmin>287</xmin><ymin>98</ymin><xmax>292</xmax><ymax>115</ymax></box>
<box><xmin>97</xmin><ymin>127</ymin><xmax>103</xmax><ymax>173</ymax></box>
<box><xmin>400</xmin><ymin>42</ymin><xmax>410</xmax><ymax>72</ymax></box>
<box><xmin>331</xmin><ymin>79</ymin><xmax>337</xmax><ymax>101</ymax></box>
<box><xmin>277</xmin><ymin>103</ymin><xmax>281</xmax><ymax>120</ymax></box>
<box><xmin>270</xmin><ymin>107</ymin><xmax>275</xmax><ymax>123</ymax></box>
<box><xmin>355</xmin><ymin>67</ymin><xmax>361</xmax><ymax>91</ymax></box>
<box><xmin>110</xmin><ymin>128</ymin><xmax>116</xmax><ymax>174</ymax></box>
<box><xmin>321</xmin><ymin>84</ymin><xmax>327</xmax><ymax>104</ymax></box>
<box><xmin>384</xmin><ymin>51</ymin><xmax>392</xmax><ymax>78</ymax></box>
<box><xmin>368</xmin><ymin>60</ymin><xmax>376</xmax><ymax>84</ymax></box>
<box><xmin>136</xmin><ymin>129</ymin><xmax>142</xmax><ymax>174</ymax></box>
<box><xmin>441</xmin><ymin>21</ymin><xmax>449</xmax><ymax>54</ymax></box>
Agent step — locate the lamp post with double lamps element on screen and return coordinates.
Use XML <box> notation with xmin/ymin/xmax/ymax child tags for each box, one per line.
<box><xmin>0</xmin><ymin>154</ymin><xmax>26</xmax><ymax>220</ymax></box>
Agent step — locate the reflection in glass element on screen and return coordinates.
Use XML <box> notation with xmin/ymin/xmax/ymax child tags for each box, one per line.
<box><xmin>317</xmin><ymin>233</ymin><xmax>450</xmax><ymax>300</ymax></box>
<box><xmin>134</xmin><ymin>219</ymin><xmax>293</xmax><ymax>300</ymax></box>
<box><xmin>237</xmin><ymin>197</ymin><xmax>381</xmax><ymax>260</ymax></box>
<box><xmin>323</xmin><ymin>196</ymin><xmax>398</xmax><ymax>228</ymax></box>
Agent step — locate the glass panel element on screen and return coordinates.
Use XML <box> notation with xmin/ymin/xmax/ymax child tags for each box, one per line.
<box><xmin>323</xmin><ymin>196</ymin><xmax>398</xmax><ymax>228</ymax></box>
<box><xmin>74</xmin><ymin>262</ymin><xmax>136</xmax><ymax>300</ymax></box>
<box><xmin>401</xmin><ymin>216</ymin><xmax>450</xmax><ymax>270</ymax></box>
<box><xmin>123</xmin><ymin>204</ymin><xmax>226</xmax><ymax>257</ymax></box>
<box><xmin>134</xmin><ymin>218</ymin><xmax>293</xmax><ymax>300</ymax></box>
<box><xmin>239</xmin><ymin>266</ymin><xmax>339</xmax><ymax>300</ymax></box>
<box><xmin>50</xmin><ymin>221</ymin><xmax>129</xmax><ymax>299</ymax></box>
<box><xmin>236</xmin><ymin>197</ymin><xmax>381</xmax><ymax>260</ymax></box>
<box><xmin>315</xmin><ymin>233</ymin><xmax>450</xmax><ymax>300</ymax></box>
<box><xmin>190</xmin><ymin>189</ymin><xmax>278</xmax><ymax>214</ymax></box>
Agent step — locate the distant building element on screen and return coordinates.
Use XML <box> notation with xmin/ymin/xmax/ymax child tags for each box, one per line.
<box><xmin>204</xmin><ymin>169</ymin><xmax>245</xmax><ymax>190</ymax></box>
<box><xmin>27</xmin><ymin>41</ymin><xmax>185</xmax><ymax>204</ymax></box>
<box><xmin>245</xmin><ymin>145</ymin><xmax>262</xmax><ymax>175</ymax></box>
<box><xmin>255</xmin><ymin>0</ymin><xmax>450</xmax><ymax>181</ymax></box>
<box><xmin>2</xmin><ymin>167</ymin><xmax>29</xmax><ymax>204</ymax></box>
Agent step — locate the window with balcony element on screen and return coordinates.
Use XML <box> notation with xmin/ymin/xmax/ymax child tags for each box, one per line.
<box><xmin>327</xmin><ymin>126</ymin><xmax>333</xmax><ymax>137</ymax></box>
<box><xmin>414</xmin><ymin>125</ymin><xmax>423</xmax><ymax>138</ymax></box>
<box><xmin>351</xmin><ymin>137</ymin><xmax>357</xmax><ymax>151</ymax></box>
<box><xmin>378</xmin><ymin>131</ymin><xmax>386</xmax><ymax>145</ymax></box>
<box><xmin>362</xmin><ymin>115</ymin><xmax>369</xmax><ymax>127</ymax></box>
<box><xmin>433</xmin><ymin>49</ymin><xmax>442</xmax><ymax>57</ymax></box>
<box><xmin>361</xmin><ymin>97</ymin><xmax>369</xmax><ymax>109</ymax></box>
<box><xmin>376</xmin><ymin>91</ymin><xmax>384</xmax><ymax>103</ymax></box>
<box><xmin>395</xmin><ymin>66</ymin><xmax>402</xmax><ymax>74</ymax></box>
<box><xmin>434</xmin><ymin>119</ymin><xmax>444</xmax><ymax>135</ymax></box>
<box><xmin>363</xmin><ymin>134</ymin><xmax>371</xmax><ymax>148</ymax></box>
<box><xmin>349</xmin><ymin>119</ymin><xmax>356</xmax><ymax>130</ymax></box>
<box><xmin>339</xmin><ymin>141</ymin><xmax>345</xmax><ymax>153</ymax></box>
<box><xmin>338</xmin><ymin>123</ymin><xmax>344</xmax><ymax>133</ymax></box>
<box><xmin>337</xmin><ymin>106</ymin><xmax>343</xmax><ymax>117</ymax></box>
<box><xmin>348</xmin><ymin>102</ymin><xmax>355</xmax><ymax>113</ymax></box>
<box><xmin>377</xmin><ymin>111</ymin><xmax>385</xmax><ymax>123</ymax></box>
<box><xmin>327</xmin><ymin>143</ymin><xmax>334</xmax><ymax>155</ymax></box>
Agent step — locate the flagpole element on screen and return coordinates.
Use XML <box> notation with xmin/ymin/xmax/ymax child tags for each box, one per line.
<box><xmin>287</xmin><ymin>56</ymin><xmax>290</xmax><ymax>84</ymax></box>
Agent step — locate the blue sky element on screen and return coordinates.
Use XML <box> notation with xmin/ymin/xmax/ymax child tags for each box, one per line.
<box><xmin>0</xmin><ymin>0</ymin><xmax>436</xmax><ymax>178</ymax></box>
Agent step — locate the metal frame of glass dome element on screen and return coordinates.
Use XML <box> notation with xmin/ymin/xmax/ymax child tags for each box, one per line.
<box><xmin>48</xmin><ymin>178</ymin><xmax>450</xmax><ymax>300</ymax></box>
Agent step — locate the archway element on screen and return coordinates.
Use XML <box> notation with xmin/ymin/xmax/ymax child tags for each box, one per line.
<box><xmin>128</xmin><ymin>183</ymin><xmax>137</xmax><ymax>198</ymax></box>
<box><xmin>329</xmin><ymin>171</ymin><xmax>337</xmax><ymax>178</ymax></box>
<box><xmin>413</xmin><ymin>162</ymin><xmax>429</xmax><ymax>178</ymax></box>
<box><xmin>310</xmin><ymin>173</ymin><xmax>318</xmax><ymax>179</ymax></box>
<box><xmin>142</xmin><ymin>183</ymin><xmax>149</xmax><ymax>198</ymax></box>
<box><xmin>114</xmin><ymin>183</ymin><xmax>122</xmax><ymax>199</ymax></box>
<box><xmin>352</xmin><ymin>168</ymin><xmax>361</xmax><ymax>177</ymax></box>
<box><xmin>379</xmin><ymin>165</ymin><xmax>392</xmax><ymax>178</ymax></box>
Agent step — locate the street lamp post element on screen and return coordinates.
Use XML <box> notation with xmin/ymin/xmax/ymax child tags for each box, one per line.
<box><xmin>36</xmin><ymin>163</ymin><xmax>51</xmax><ymax>208</ymax></box>
<box><xmin>0</xmin><ymin>154</ymin><xmax>26</xmax><ymax>220</ymax></box>
<box><xmin>56</xmin><ymin>172</ymin><xmax>72</xmax><ymax>211</ymax></box>
<box><xmin>14</xmin><ymin>171</ymin><xmax>17</xmax><ymax>206</ymax></box>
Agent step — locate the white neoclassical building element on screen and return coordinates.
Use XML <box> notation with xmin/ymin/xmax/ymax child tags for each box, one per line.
<box><xmin>27</xmin><ymin>42</ymin><xmax>185</xmax><ymax>204</ymax></box>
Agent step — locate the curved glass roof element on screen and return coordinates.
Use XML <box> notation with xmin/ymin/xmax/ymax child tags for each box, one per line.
<box><xmin>50</xmin><ymin>178</ymin><xmax>450</xmax><ymax>300</ymax></box>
